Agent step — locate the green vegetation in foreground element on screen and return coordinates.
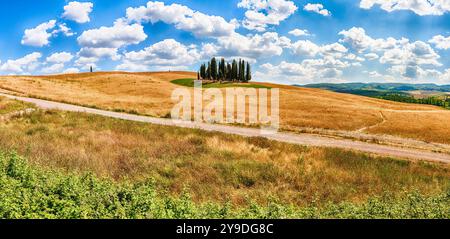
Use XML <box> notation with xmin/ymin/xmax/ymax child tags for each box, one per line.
<box><xmin>0</xmin><ymin>151</ymin><xmax>449</xmax><ymax>219</ymax></box>
<box><xmin>0</xmin><ymin>98</ymin><xmax>33</xmax><ymax>114</ymax></box>
<box><xmin>171</xmin><ymin>78</ymin><xmax>271</xmax><ymax>89</ymax></box>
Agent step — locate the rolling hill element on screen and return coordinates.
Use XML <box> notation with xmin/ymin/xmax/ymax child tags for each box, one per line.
<box><xmin>302</xmin><ymin>82</ymin><xmax>450</xmax><ymax>97</ymax></box>
<box><xmin>303</xmin><ymin>82</ymin><xmax>450</xmax><ymax>93</ymax></box>
<box><xmin>1</xmin><ymin>72</ymin><xmax>450</xmax><ymax>146</ymax></box>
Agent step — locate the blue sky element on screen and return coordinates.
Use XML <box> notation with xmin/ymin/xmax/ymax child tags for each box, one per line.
<box><xmin>0</xmin><ymin>0</ymin><xmax>450</xmax><ymax>85</ymax></box>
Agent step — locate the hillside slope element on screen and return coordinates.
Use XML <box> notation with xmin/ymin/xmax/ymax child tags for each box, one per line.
<box><xmin>1</xmin><ymin>72</ymin><xmax>450</xmax><ymax>144</ymax></box>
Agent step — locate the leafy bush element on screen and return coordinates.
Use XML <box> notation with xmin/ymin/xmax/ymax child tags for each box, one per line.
<box><xmin>0</xmin><ymin>151</ymin><xmax>448</xmax><ymax>219</ymax></box>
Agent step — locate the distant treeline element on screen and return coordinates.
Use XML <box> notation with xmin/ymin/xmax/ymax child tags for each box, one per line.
<box><xmin>301</xmin><ymin>83</ymin><xmax>450</xmax><ymax>109</ymax></box>
<box><xmin>303</xmin><ymin>82</ymin><xmax>450</xmax><ymax>92</ymax></box>
<box><xmin>378</xmin><ymin>94</ymin><xmax>450</xmax><ymax>108</ymax></box>
<box><xmin>198</xmin><ymin>58</ymin><xmax>252</xmax><ymax>82</ymax></box>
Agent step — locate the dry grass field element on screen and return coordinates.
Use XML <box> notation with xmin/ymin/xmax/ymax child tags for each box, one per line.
<box><xmin>1</xmin><ymin>72</ymin><xmax>450</xmax><ymax>145</ymax></box>
<box><xmin>0</xmin><ymin>102</ymin><xmax>449</xmax><ymax>206</ymax></box>
<box><xmin>0</xmin><ymin>96</ymin><xmax>33</xmax><ymax>114</ymax></box>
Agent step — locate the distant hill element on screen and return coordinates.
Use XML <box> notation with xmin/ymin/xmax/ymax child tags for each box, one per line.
<box><xmin>300</xmin><ymin>83</ymin><xmax>450</xmax><ymax>97</ymax></box>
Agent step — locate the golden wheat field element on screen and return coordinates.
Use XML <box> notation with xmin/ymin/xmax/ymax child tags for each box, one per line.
<box><xmin>1</xmin><ymin>71</ymin><xmax>450</xmax><ymax>144</ymax></box>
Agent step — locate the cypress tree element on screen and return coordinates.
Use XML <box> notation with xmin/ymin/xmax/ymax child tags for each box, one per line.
<box><xmin>243</xmin><ymin>60</ymin><xmax>246</xmax><ymax>82</ymax></box>
<box><xmin>218</xmin><ymin>59</ymin><xmax>222</xmax><ymax>80</ymax></box>
<box><xmin>220</xmin><ymin>58</ymin><xmax>226</xmax><ymax>81</ymax></box>
<box><xmin>242</xmin><ymin>60</ymin><xmax>246</xmax><ymax>82</ymax></box>
<box><xmin>211</xmin><ymin>58</ymin><xmax>218</xmax><ymax>81</ymax></box>
<box><xmin>203</xmin><ymin>64</ymin><xmax>207</xmax><ymax>79</ymax></box>
<box><xmin>206</xmin><ymin>62</ymin><xmax>211</xmax><ymax>80</ymax></box>
<box><xmin>239</xmin><ymin>59</ymin><xmax>246</xmax><ymax>82</ymax></box>
<box><xmin>246</xmin><ymin>62</ymin><xmax>252</xmax><ymax>82</ymax></box>
<box><xmin>222</xmin><ymin>60</ymin><xmax>228</xmax><ymax>81</ymax></box>
<box><xmin>232</xmin><ymin>60</ymin><xmax>238</xmax><ymax>81</ymax></box>
<box><xmin>227</xmin><ymin>63</ymin><xmax>232</xmax><ymax>81</ymax></box>
<box><xmin>200</xmin><ymin>64</ymin><xmax>206</xmax><ymax>79</ymax></box>
<box><xmin>235</xmin><ymin>60</ymin><xmax>239</xmax><ymax>81</ymax></box>
<box><xmin>238</xmin><ymin>59</ymin><xmax>242</xmax><ymax>82</ymax></box>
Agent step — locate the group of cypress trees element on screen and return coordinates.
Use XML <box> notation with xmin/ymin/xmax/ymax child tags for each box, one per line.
<box><xmin>198</xmin><ymin>58</ymin><xmax>252</xmax><ymax>83</ymax></box>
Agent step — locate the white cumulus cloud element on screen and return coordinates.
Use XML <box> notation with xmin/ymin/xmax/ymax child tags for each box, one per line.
<box><xmin>338</xmin><ymin>27</ymin><xmax>442</xmax><ymax>80</ymax></box>
<box><xmin>238</xmin><ymin>0</ymin><xmax>298</xmax><ymax>32</ymax></box>
<box><xmin>42</xmin><ymin>63</ymin><xmax>65</xmax><ymax>74</ymax></box>
<box><xmin>55</xmin><ymin>23</ymin><xmax>75</xmax><ymax>37</ymax></box>
<box><xmin>46</xmin><ymin>52</ymin><xmax>74</xmax><ymax>63</ymax></box>
<box><xmin>360</xmin><ymin>0</ymin><xmax>450</xmax><ymax>16</ymax></box>
<box><xmin>304</xmin><ymin>3</ymin><xmax>331</xmax><ymax>16</ymax></box>
<box><xmin>63</xmin><ymin>1</ymin><xmax>94</xmax><ymax>23</ymax></box>
<box><xmin>126</xmin><ymin>1</ymin><xmax>238</xmax><ymax>38</ymax></box>
<box><xmin>78</xmin><ymin>47</ymin><xmax>121</xmax><ymax>61</ymax></box>
<box><xmin>364</xmin><ymin>53</ymin><xmax>379</xmax><ymax>60</ymax></box>
<box><xmin>124</xmin><ymin>39</ymin><xmax>200</xmax><ymax>65</ymax></box>
<box><xmin>429</xmin><ymin>35</ymin><xmax>450</xmax><ymax>50</ymax></box>
<box><xmin>380</xmin><ymin>41</ymin><xmax>441</xmax><ymax>67</ymax></box>
<box><xmin>289</xmin><ymin>29</ymin><xmax>310</xmax><ymax>37</ymax></box>
<box><xmin>77</xmin><ymin>20</ymin><xmax>147</xmax><ymax>49</ymax></box>
<box><xmin>0</xmin><ymin>52</ymin><xmax>42</xmax><ymax>74</ymax></box>
<box><xmin>76</xmin><ymin>19</ymin><xmax>147</xmax><ymax>64</ymax></box>
<box><xmin>64</xmin><ymin>68</ymin><xmax>81</xmax><ymax>74</ymax></box>
<box><xmin>290</xmin><ymin>40</ymin><xmax>348</xmax><ymax>58</ymax></box>
<box><xmin>439</xmin><ymin>69</ymin><xmax>450</xmax><ymax>83</ymax></box>
<box><xmin>257</xmin><ymin>56</ymin><xmax>349</xmax><ymax>83</ymax></box>
<box><xmin>339</xmin><ymin>27</ymin><xmax>409</xmax><ymax>53</ymax></box>
<box><xmin>21</xmin><ymin>20</ymin><xmax>57</xmax><ymax>47</ymax></box>
<box><xmin>214</xmin><ymin>32</ymin><xmax>291</xmax><ymax>61</ymax></box>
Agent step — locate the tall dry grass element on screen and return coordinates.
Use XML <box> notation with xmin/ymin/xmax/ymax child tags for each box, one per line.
<box><xmin>0</xmin><ymin>107</ymin><xmax>448</xmax><ymax>206</ymax></box>
<box><xmin>0</xmin><ymin>97</ymin><xmax>33</xmax><ymax>114</ymax></box>
<box><xmin>366</xmin><ymin>111</ymin><xmax>450</xmax><ymax>144</ymax></box>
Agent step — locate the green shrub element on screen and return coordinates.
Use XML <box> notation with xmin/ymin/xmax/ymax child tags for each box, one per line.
<box><xmin>0</xmin><ymin>151</ymin><xmax>448</xmax><ymax>219</ymax></box>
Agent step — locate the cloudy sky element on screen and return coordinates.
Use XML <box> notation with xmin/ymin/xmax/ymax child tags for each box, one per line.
<box><xmin>0</xmin><ymin>0</ymin><xmax>449</xmax><ymax>85</ymax></box>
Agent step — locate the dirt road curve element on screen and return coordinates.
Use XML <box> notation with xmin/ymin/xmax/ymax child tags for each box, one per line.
<box><xmin>2</xmin><ymin>93</ymin><xmax>450</xmax><ymax>164</ymax></box>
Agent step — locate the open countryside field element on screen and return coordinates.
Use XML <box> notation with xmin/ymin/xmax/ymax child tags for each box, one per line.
<box><xmin>0</xmin><ymin>96</ymin><xmax>449</xmax><ymax>218</ymax></box>
<box><xmin>2</xmin><ymin>72</ymin><xmax>450</xmax><ymax>146</ymax></box>
<box><xmin>3</xmin><ymin>0</ymin><xmax>450</xmax><ymax>223</ymax></box>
